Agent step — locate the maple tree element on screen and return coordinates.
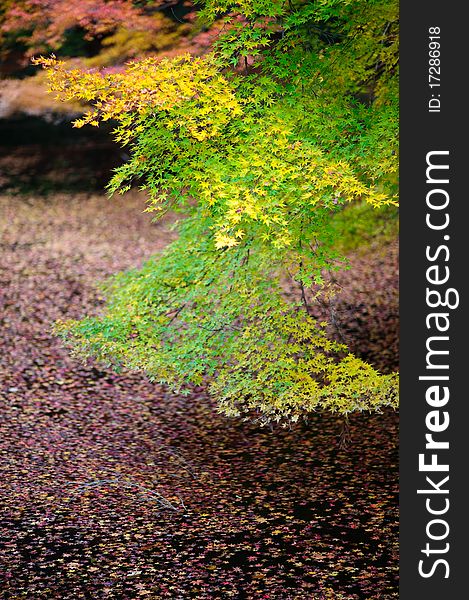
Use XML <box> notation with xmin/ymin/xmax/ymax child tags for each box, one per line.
<box><xmin>35</xmin><ymin>0</ymin><xmax>399</xmax><ymax>423</ymax></box>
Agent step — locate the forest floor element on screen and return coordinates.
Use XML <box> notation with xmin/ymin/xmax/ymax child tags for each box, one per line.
<box><xmin>0</xmin><ymin>191</ymin><xmax>398</xmax><ymax>599</ymax></box>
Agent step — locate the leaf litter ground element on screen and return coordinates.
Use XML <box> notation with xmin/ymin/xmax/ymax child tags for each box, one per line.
<box><xmin>0</xmin><ymin>192</ymin><xmax>398</xmax><ymax>599</ymax></box>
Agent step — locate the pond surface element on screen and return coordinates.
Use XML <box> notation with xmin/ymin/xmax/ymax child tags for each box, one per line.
<box><xmin>0</xmin><ymin>191</ymin><xmax>398</xmax><ymax>598</ymax></box>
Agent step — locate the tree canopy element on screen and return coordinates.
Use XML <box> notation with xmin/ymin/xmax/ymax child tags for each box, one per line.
<box><xmin>35</xmin><ymin>0</ymin><xmax>399</xmax><ymax>424</ymax></box>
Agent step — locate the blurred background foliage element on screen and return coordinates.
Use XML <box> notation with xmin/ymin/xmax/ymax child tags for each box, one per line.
<box><xmin>0</xmin><ymin>1</ymin><xmax>214</xmax><ymax>193</ymax></box>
